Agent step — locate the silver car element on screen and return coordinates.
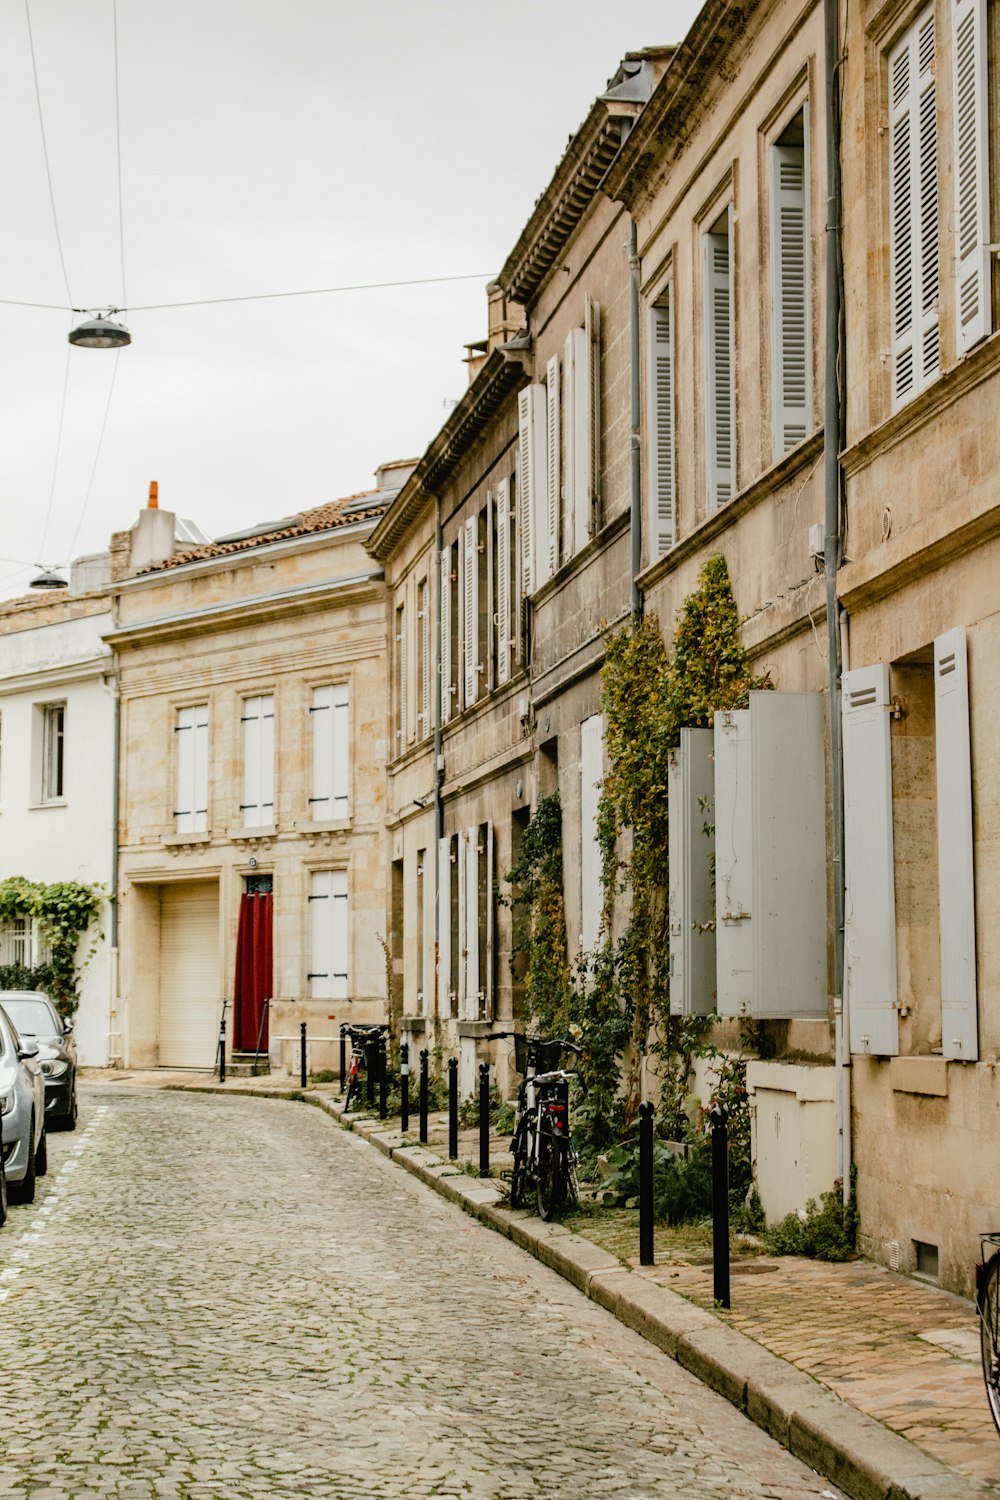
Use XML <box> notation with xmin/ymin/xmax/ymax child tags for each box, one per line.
<box><xmin>0</xmin><ymin>1004</ymin><xmax>47</xmax><ymax>1219</ymax></box>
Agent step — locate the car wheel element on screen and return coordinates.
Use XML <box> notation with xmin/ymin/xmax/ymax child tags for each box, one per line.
<box><xmin>35</xmin><ymin>1126</ymin><xmax>47</xmax><ymax>1177</ymax></box>
<box><xmin>9</xmin><ymin>1113</ymin><xmax>36</xmax><ymax>1205</ymax></box>
<box><xmin>66</xmin><ymin>1089</ymin><xmax>78</xmax><ymax>1132</ymax></box>
<box><xmin>0</xmin><ymin>1152</ymin><xmax>7</xmax><ymax>1227</ymax></box>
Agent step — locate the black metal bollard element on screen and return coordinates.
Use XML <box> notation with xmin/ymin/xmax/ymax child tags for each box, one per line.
<box><xmin>448</xmin><ymin>1057</ymin><xmax>459</xmax><ymax>1160</ymax></box>
<box><xmin>366</xmin><ymin>1035</ymin><xmax>376</xmax><ymax>1106</ymax></box>
<box><xmin>638</xmin><ymin>1100</ymin><xmax>655</xmax><ymax>1266</ymax></box>
<box><xmin>378</xmin><ymin>1033</ymin><xmax>388</xmax><ymax>1120</ymax></box>
<box><xmin>218</xmin><ymin>1007</ymin><xmax>227</xmax><ymax>1084</ymax></box>
<box><xmin>300</xmin><ymin>1021</ymin><xmax>307</xmax><ymax>1089</ymax></box>
<box><xmin>418</xmin><ymin>1049</ymin><xmax>429</xmax><ymax>1143</ymax></box>
<box><xmin>479</xmin><ymin>1062</ymin><xmax>490</xmax><ymax>1177</ymax></box>
<box><xmin>400</xmin><ymin>1043</ymin><xmax>410</xmax><ymax>1132</ymax></box>
<box><xmin>710</xmin><ymin>1104</ymin><xmax>731</xmax><ymax>1310</ymax></box>
<box><xmin>339</xmin><ymin>1025</ymin><xmax>347</xmax><ymax>1095</ymax></box>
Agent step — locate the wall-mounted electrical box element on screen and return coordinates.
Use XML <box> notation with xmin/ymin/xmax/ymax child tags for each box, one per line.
<box><xmin>668</xmin><ymin>727</ymin><xmax>716</xmax><ymax>1016</ymax></box>
<box><xmin>714</xmin><ymin>692</ymin><xmax>827</xmax><ymax>1018</ymax></box>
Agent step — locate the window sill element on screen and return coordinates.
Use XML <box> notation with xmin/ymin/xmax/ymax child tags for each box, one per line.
<box><xmin>299</xmin><ymin>817</ymin><xmax>352</xmax><ymax>834</ymax></box>
<box><xmin>29</xmin><ymin>800</ymin><xmax>67</xmax><ymax>811</ymax></box>
<box><xmin>227</xmin><ymin>825</ymin><xmax>279</xmax><ymax>841</ymax></box>
<box><xmin>163</xmin><ymin>831</ymin><xmax>212</xmax><ymax>848</ymax></box>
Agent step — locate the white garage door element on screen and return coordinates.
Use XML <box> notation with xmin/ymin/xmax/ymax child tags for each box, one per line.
<box><xmin>158</xmin><ymin>882</ymin><xmax>220</xmax><ymax>1068</ymax></box>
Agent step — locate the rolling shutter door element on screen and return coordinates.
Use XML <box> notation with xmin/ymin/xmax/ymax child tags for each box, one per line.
<box><xmin>158</xmin><ymin>882</ymin><xmax>220</xmax><ymax>1068</ymax></box>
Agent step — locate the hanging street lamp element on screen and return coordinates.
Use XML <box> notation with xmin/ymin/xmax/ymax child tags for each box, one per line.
<box><xmin>68</xmin><ymin>310</ymin><xmax>131</xmax><ymax>349</ymax></box>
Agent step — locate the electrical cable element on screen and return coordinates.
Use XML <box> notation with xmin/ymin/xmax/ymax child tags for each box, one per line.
<box><xmin>23</xmin><ymin>0</ymin><xmax>73</xmax><ymax>309</ymax></box>
<box><xmin>37</xmin><ymin>345</ymin><xmax>72</xmax><ymax>562</ymax></box>
<box><xmin>112</xmin><ymin>0</ymin><xmax>126</xmax><ymax>309</ymax></box>
<box><xmin>66</xmin><ymin>349</ymin><xmax>121</xmax><ymax>560</ymax></box>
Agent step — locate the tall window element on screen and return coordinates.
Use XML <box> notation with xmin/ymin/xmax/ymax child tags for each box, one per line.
<box><xmin>175</xmin><ymin>704</ymin><xmax>208</xmax><ymax>833</ymax></box>
<box><xmin>394</xmin><ymin>603</ymin><xmax>406</xmax><ymax>751</ymax></box>
<box><xmin>648</xmin><ymin>286</ymin><xmax>676</xmax><ymax>556</ymax></box>
<box><xmin>417</xmin><ymin>578</ymin><xmax>430</xmax><ymax>740</ymax></box>
<box><xmin>310</xmin><ymin>684</ymin><xmax>349</xmax><ymax>819</ymax></box>
<box><xmin>308</xmin><ymin>869</ymin><xmax>348</xmax><ymax>999</ymax></box>
<box><xmin>40</xmin><ymin>702</ymin><xmax>66</xmax><ymax>802</ymax></box>
<box><xmin>241</xmin><ymin>694</ymin><xmax>274</xmax><ymax>827</ymax></box>
<box><xmin>704</xmin><ymin>205</ymin><xmax>735</xmax><ymax>508</ymax></box>
<box><xmin>770</xmin><ymin>109</ymin><xmax>811</xmax><ymax>457</ymax></box>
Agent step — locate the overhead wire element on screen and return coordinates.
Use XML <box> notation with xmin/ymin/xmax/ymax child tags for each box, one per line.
<box><xmin>23</xmin><ymin>0</ymin><xmax>73</xmax><ymax>309</ymax></box>
<box><xmin>66</xmin><ymin>350</ymin><xmax>121</xmax><ymax>561</ymax></box>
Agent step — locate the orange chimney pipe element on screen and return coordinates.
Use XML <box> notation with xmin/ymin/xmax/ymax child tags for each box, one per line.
<box><xmin>148</xmin><ymin>480</ymin><xmax>159</xmax><ymax>509</ymax></box>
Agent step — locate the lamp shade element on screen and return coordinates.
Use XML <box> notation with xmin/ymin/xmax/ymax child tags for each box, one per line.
<box><xmin>69</xmin><ymin>315</ymin><xmax>131</xmax><ymax>349</ymax></box>
<box><xmin>28</xmin><ymin>568</ymin><xmax>68</xmax><ymax>590</ymax></box>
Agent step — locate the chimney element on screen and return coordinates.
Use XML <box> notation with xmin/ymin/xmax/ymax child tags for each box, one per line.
<box><xmin>130</xmin><ymin>480</ymin><xmax>176</xmax><ymax>572</ymax></box>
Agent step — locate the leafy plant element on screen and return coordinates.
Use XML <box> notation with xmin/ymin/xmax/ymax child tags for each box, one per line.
<box><xmin>0</xmin><ymin>878</ymin><xmax>105</xmax><ymax>1019</ymax></box>
<box><xmin>764</xmin><ymin>1168</ymin><xmax>859</xmax><ymax>1261</ymax></box>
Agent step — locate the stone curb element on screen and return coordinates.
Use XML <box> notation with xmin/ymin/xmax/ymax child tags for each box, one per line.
<box><xmin>169</xmin><ymin>1083</ymin><xmax>993</xmax><ymax>1500</ymax></box>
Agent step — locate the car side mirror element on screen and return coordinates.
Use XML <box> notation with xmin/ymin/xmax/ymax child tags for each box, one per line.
<box><xmin>18</xmin><ymin>1039</ymin><xmax>40</xmax><ymax>1060</ymax></box>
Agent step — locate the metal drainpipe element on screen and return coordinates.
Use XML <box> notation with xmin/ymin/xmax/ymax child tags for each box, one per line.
<box><xmin>823</xmin><ymin>0</ymin><xmax>849</xmax><ymax>1203</ymax></box>
<box><xmin>433</xmin><ymin>496</ymin><xmax>444</xmax><ymax>1042</ymax></box>
<box><xmin>629</xmin><ymin>216</ymin><xmax>643</xmax><ymax>622</ymax></box>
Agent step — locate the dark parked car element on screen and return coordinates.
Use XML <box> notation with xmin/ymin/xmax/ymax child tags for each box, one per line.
<box><xmin>0</xmin><ymin>1003</ymin><xmax>46</xmax><ymax>1215</ymax></box>
<box><xmin>0</xmin><ymin>992</ymin><xmax>77</xmax><ymax>1131</ymax></box>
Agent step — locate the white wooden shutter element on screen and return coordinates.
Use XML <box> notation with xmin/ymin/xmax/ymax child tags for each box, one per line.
<box><xmin>463</xmin><ymin>516</ymin><xmax>477</xmax><ymax>707</ymax></box>
<box><xmin>438</xmin><ymin>836</ymin><xmax>452</xmax><ymax>1020</ymax></box>
<box><xmin>705</xmin><ymin>214</ymin><xmax>735</xmax><ymax>506</ymax></box>
<box><xmin>309</xmin><ymin>870</ymin><xmax>334</xmax><ymax>999</ymax></box>
<box><xmin>331</xmin><ymin>685</ymin><xmax>348</xmax><ymax>814</ymax></box>
<box><xmin>517</xmin><ymin>385</ymin><xmax>545</xmax><ymax>596</ymax></box>
<box><xmin>889</xmin><ymin>9</ymin><xmax>940</xmax><ymax>408</ymax></box>
<box><xmin>192</xmin><ymin>706</ymin><xmax>208</xmax><ymax>832</ymax></box>
<box><xmin>485</xmin><ymin>822</ymin><xmax>494</xmax><ymax>1020</ymax></box>
<box><xmin>439</xmin><ymin>547</ymin><xmax>452</xmax><ymax>726</ymax></box>
<box><xmin>396</xmin><ymin>608</ymin><xmax>407</xmax><ymax>746</ymax></box>
<box><xmin>843</xmin><ymin>665</ymin><xmax>899</xmax><ymax>1055</ymax></box>
<box><xmin>330</xmin><ymin>870</ymin><xmax>348</xmax><ymax>1000</ymax></box>
<box><xmin>586</xmin><ymin>295</ymin><xmax>601</xmax><ymax>529</ymax></box>
<box><xmin>419</xmin><ymin>580</ymin><xmax>430</xmax><ymax>739</ymax></box>
<box><xmin>457</xmin><ymin>828</ymin><xmax>468</xmax><ymax>1013</ymax></box>
<box><xmin>668</xmin><ymin>728</ymin><xmax>716</xmax><ymax>1017</ymax></box>
<box><xmin>311</xmin><ymin>684</ymin><xmax>348</xmax><ymax>817</ymax></box>
<box><xmin>496</xmin><ymin>479</ymin><xmax>511</xmax><ymax>686</ymax></box>
<box><xmin>175</xmin><ymin>704</ymin><xmax>209</xmax><ymax>834</ymax></box>
<box><xmin>241</xmin><ymin>694</ymin><xmax>274</xmax><ymax>827</ymax></box>
<box><xmin>466</xmin><ymin>825</ymin><xmax>481</xmax><ymax>1020</ymax></box>
<box><xmin>580</xmin><ymin>715</ymin><xmax>604</xmax><ymax>951</ymax></box>
<box><xmin>953</xmin><ymin>0</ymin><xmax>991</xmax><ymax>354</ymax></box>
<box><xmin>935</xmin><ymin>627</ymin><xmax>978</xmax><ymax>1059</ymax></box>
<box><xmin>771</xmin><ymin>143</ymin><xmax>810</xmax><ymax>455</ymax></box>
<box><xmin>649</xmin><ymin>295</ymin><xmax>675</xmax><ymax>556</ymax></box>
<box><xmin>456</xmin><ymin>529</ymin><xmax>466</xmax><ymax>711</ymax></box>
<box><xmin>564</xmin><ymin>326</ymin><xmax>592</xmax><ymax>557</ymax></box>
<box><xmin>544</xmin><ymin>355</ymin><xmax>560</xmax><ymax>583</ymax></box>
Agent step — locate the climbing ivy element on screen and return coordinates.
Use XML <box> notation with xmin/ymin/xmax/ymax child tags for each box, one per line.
<box><xmin>503</xmin><ymin>794</ymin><xmax>572</xmax><ymax>1036</ymax></box>
<box><xmin>0</xmin><ymin>877</ymin><xmax>105</xmax><ymax>1019</ymax></box>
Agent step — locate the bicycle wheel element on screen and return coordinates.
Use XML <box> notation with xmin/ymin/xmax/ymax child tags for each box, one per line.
<box><xmin>509</xmin><ymin>1119</ymin><xmax>529</xmax><ymax>1208</ymax></box>
<box><xmin>979</xmin><ymin>1254</ymin><xmax>1000</xmax><ymax>1436</ymax></box>
<box><xmin>536</xmin><ymin>1118</ymin><xmax>564</xmax><ymax>1221</ymax></box>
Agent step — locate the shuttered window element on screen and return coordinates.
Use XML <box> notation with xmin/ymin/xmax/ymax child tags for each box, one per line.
<box><xmin>704</xmin><ymin>207</ymin><xmax>735</xmax><ymax>507</ymax></box>
<box><xmin>564</xmin><ymin>325</ymin><xmax>594</xmax><ymax>557</ymax></box>
<box><xmin>935</xmin><ymin>627</ymin><xmax>978</xmax><ymax>1059</ymax></box>
<box><xmin>667</xmin><ymin>727</ymin><xmax>717</xmax><ymax>1017</ymax></box>
<box><xmin>496</xmin><ymin>478</ymin><xmax>511</xmax><ymax>686</ymax></box>
<box><xmin>770</xmin><ymin>125</ymin><xmax>811</xmax><ymax>456</ymax></box>
<box><xmin>175</xmin><ymin>704</ymin><xmax>208</xmax><ymax>834</ymax></box>
<box><xmin>310</xmin><ymin>684</ymin><xmax>348</xmax><ymax>819</ymax></box>
<box><xmin>418</xmin><ymin>578</ymin><xmax>430</xmax><ymax>739</ymax></box>
<box><xmin>888</xmin><ymin>8</ymin><xmax>940</xmax><ymax>408</ymax></box>
<box><xmin>241</xmin><ymin>694</ymin><xmax>274</xmax><ymax>828</ymax></box>
<box><xmin>953</xmin><ymin>0</ymin><xmax>991</xmax><ymax>354</ymax></box>
<box><xmin>463</xmin><ymin>516</ymin><xmax>478</xmax><ymax>708</ymax></box>
<box><xmin>648</xmin><ymin>291</ymin><xmax>676</xmax><ymax>556</ymax></box>
<box><xmin>544</xmin><ymin>355</ymin><xmax>560</xmax><ymax>583</ymax></box>
<box><xmin>842</xmin><ymin>665</ymin><xmax>899</xmax><ymax>1055</ymax></box>
<box><xmin>439</xmin><ymin>547</ymin><xmax>452</xmax><ymax>725</ymax></box>
<box><xmin>438</xmin><ymin>835</ymin><xmax>452</xmax><ymax>1019</ymax></box>
<box><xmin>308</xmin><ymin>869</ymin><xmax>348</xmax><ymax>1000</ymax></box>
<box><xmin>394</xmin><ymin>604</ymin><xmax>406</xmax><ymax>750</ymax></box>
<box><xmin>517</xmin><ymin>384</ymin><xmax>545</xmax><ymax>596</ymax></box>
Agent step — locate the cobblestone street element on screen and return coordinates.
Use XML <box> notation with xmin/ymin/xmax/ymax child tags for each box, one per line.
<box><xmin>0</xmin><ymin>1086</ymin><xmax>846</xmax><ymax>1499</ymax></box>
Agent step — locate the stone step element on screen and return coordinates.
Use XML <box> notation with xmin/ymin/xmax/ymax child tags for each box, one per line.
<box><xmin>227</xmin><ymin>1052</ymin><xmax>270</xmax><ymax>1077</ymax></box>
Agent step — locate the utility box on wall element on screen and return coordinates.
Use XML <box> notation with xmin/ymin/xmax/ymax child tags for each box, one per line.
<box><xmin>668</xmin><ymin>727</ymin><xmax>716</xmax><ymax>1015</ymax></box>
<box><xmin>714</xmin><ymin>692</ymin><xmax>827</xmax><ymax>1018</ymax></box>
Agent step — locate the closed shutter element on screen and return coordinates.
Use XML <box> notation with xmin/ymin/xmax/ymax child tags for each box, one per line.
<box><xmin>419</xmin><ymin>580</ymin><xmax>430</xmax><ymax>738</ymax></box>
<box><xmin>544</xmin><ymin>355</ymin><xmax>560</xmax><ymax>583</ymax></box>
<box><xmin>843</xmin><ymin>665</ymin><xmax>899</xmax><ymax>1055</ymax></box>
<box><xmin>496</xmin><ymin>479</ymin><xmax>511</xmax><ymax>686</ymax></box>
<box><xmin>953</xmin><ymin>0</ymin><xmax>991</xmax><ymax>354</ymax></box>
<box><xmin>771</xmin><ymin>142</ymin><xmax>810</xmax><ymax>456</ymax></box>
<box><xmin>158</xmin><ymin>881</ymin><xmax>220</xmax><ymax>1067</ymax></box>
<box><xmin>889</xmin><ymin>8</ymin><xmax>939</xmax><ymax>409</ymax></box>
<box><xmin>311</xmin><ymin>685</ymin><xmax>348</xmax><ymax>817</ymax></box>
<box><xmin>649</xmin><ymin>295</ymin><xmax>675</xmax><ymax>556</ymax></box>
<box><xmin>580</xmin><ymin>715</ymin><xmax>604</xmax><ymax>951</ymax></box>
<box><xmin>241</xmin><ymin>695</ymin><xmax>274</xmax><ymax>827</ymax></box>
<box><xmin>440</xmin><ymin>547</ymin><xmax>452</xmax><ymax>725</ymax></box>
<box><xmin>438</xmin><ymin>836</ymin><xmax>452</xmax><ymax>1020</ymax></box>
<box><xmin>564</xmin><ymin>326</ymin><xmax>592</xmax><ymax>557</ymax></box>
<box><xmin>331</xmin><ymin>685</ymin><xmax>348</xmax><ymax>813</ymax></box>
<box><xmin>517</xmin><ymin>386</ymin><xmax>545</xmax><ymax>596</ymax></box>
<box><xmin>935</xmin><ymin>627</ymin><xmax>978</xmax><ymax>1059</ymax></box>
<box><xmin>705</xmin><ymin>213</ymin><xmax>735</xmax><ymax>506</ymax></box>
<box><xmin>485</xmin><ymin>823</ymin><xmax>494</xmax><ymax>1020</ymax></box>
<box><xmin>175</xmin><ymin>705</ymin><xmax>208</xmax><ymax>834</ymax></box>
<box><xmin>466</xmin><ymin>826</ymin><xmax>480</xmax><ymax>1020</ymax></box>
<box><xmin>309</xmin><ymin>870</ymin><xmax>348</xmax><ymax>1001</ymax></box>
<box><xmin>457</xmin><ymin>828</ymin><xmax>467</xmax><ymax>1014</ymax></box>
<box><xmin>464</xmin><ymin>516</ymin><xmax>477</xmax><ymax>707</ymax></box>
<box><xmin>397</xmin><ymin>608</ymin><xmax>407</xmax><ymax>747</ymax></box>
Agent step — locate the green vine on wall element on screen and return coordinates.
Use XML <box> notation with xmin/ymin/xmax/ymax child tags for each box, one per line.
<box><xmin>503</xmin><ymin>794</ymin><xmax>572</xmax><ymax>1036</ymax></box>
<box><xmin>0</xmin><ymin>877</ymin><xmax>105</xmax><ymax>1019</ymax></box>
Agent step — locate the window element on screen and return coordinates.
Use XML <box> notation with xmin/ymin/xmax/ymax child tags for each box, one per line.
<box><xmin>461</xmin><ymin>517</ymin><xmax>478</xmax><ymax>708</ymax></box>
<box><xmin>648</xmin><ymin>286</ymin><xmax>676</xmax><ymax>556</ymax></box>
<box><xmin>563</xmin><ymin>297</ymin><xmax>601</xmax><ymax>558</ymax></box>
<box><xmin>394</xmin><ymin>603</ymin><xmax>406</xmax><ymax>750</ymax></box>
<box><xmin>416</xmin><ymin>848</ymin><xmax>426</xmax><ymax>1013</ymax></box>
<box><xmin>308</xmin><ymin>869</ymin><xmax>348</xmax><ymax>999</ymax></box>
<box><xmin>952</xmin><ymin>0</ymin><xmax>990</xmax><ymax>353</ymax></box>
<box><xmin>310</xmin><ymin>684</ymin><xmax>348</xmax><ymax>819</ymax></box>
<box><xmin>517</xmin><ymin>383</ymin><xmax>546</xmax><ymax>594</ymax></box>
<box><xmin>439</xmin><ymin>833</ymin><xmax>457</xmax><ymax>1020</ymax></box>
<box><xmin>457</xmin><ymin>823</ymin><xmax>492</xmax><ymax>1021</ymax></box>
<box><xmin>40</xmin><ymin>702</ymin><xmax>65</xmax><ymax>802</ymax></box>
<box><xmin>174</xmin><ymin>704</ymin><xmax>208</xmax><ymax>833</ymax></box>
<box><xmin>417</xmin><ymin>578</ymin><xmax>430</xmax><ymax>740</ymax></box>
<box><xmin>770</xmin><ymin>109</ymin><xmax>811</xmax><ymax>456</ymax></box>
<box><xmin>704</xmin><ymin>205</ymin><xmax>735</xmax><ymax>507</ymax></box>
<box><xmin>544</xmin><ymin>355</ymin><xmax>561</xmax><ymax>581</ymax></box>
<box><xmin>495</xmin><ymin>477</ymin><xmax>513</xmax><ymax>686</ymax></box>
<box><xmin>241</xmin><ymin>694</ymin><xmax>274</xmax><ymax>828</ymax></box>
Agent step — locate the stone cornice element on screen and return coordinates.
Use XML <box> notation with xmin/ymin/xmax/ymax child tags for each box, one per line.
<box><xmin>0</xmin><ymin>652</ymin><xmax>113</xmax><ymax>695</ymax></box>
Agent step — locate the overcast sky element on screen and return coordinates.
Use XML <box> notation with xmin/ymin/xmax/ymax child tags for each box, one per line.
<box><xmin>0</xmin><ymin>0</ymin><xmax>702</xmax><ymax>597</ymax></box>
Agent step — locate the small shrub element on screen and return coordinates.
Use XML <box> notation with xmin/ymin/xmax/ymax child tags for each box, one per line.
<box><xmin>310</xmin><ymin>1069</ymin><xmax>337</xmax><ymax>1084</ymax></box>
<box><xmin>764</xmin><ymin>1170</ymin><xmax>858</xmax><ymax>1262</ymax></box>
<box><xmin>457</xmin><ymin>1084</ymin><xmax>516</xmax><ymax>1131</ymax></box>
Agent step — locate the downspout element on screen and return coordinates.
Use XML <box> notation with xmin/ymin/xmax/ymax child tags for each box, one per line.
<box><xmin>823</xmin><ymin>0</ymin><xmax>849</xmax><ymax>1203</ymax></box>
<box><xmin>108</xmin><ymin>593</ymin><xmax>122</xmax><ymax>1066</ymax></box>
<box><xmin>629</xmin><ymin>216</ymin><xmax>643</xmax><ymax>622</ymax></box>
<box><xmin>433</xmin><ymin>496</ymin><xmax>444</xmax><ymax>1043</ymax></box>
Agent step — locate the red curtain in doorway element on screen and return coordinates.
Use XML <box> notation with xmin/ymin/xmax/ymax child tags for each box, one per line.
<box><xmin>234</xmin><ymin>892</ymin><xmax>272</xmax><ymax>1052</ymax></box>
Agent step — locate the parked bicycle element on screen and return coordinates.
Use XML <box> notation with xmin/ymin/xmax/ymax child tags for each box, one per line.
<box><xmin>487</xmin><ymin>1032</ymin><xmax>582</xmax><ymax>1220</ymax></box>
<box><xmin>978</xmin><ymin>1233</ymin><xmax>1000</xmax><ymax>1435</ymax></box>
<box><xmin>341</xmin><ymin>1024</ymin><xmax>389</xmax><ymax>1113</ymax></box>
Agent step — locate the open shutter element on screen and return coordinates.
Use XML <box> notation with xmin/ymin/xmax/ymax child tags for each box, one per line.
<box><xmin>705</xmin><ymin>212</ymin><xmax>735</xmax><ymax>505</ymax></box>
<box><xmin>466</xmin><ymin>826</ymin><xmax>480</xmax><ymax>1020</ymax></box>
<box><xmin>580</xmin><ymin>715</ymin><xmax>604</xmax><ymax>951</ymax></box>
<box><xmin>843</xmin><ymin>665</ymin><xmax>899</xmax><ymax>1055</ymax></box>
<box><xmin>463</xmin><ymin>516</ymin><xmax>477</xmax><ymax>707</ymax></box>
<box><xmin>485</xmin><ymin>823</ymin><xmax>494</xmax><ymax>1020</ymax></box>
<box><xmin>935</xmin><ymin>627</ymin><xmax>978</xmax><ymax>1059</ymax></box>
<box><xmin>771</xmin><ymin>142</ymin><xmax>810</xmax><ymax>455</ymax></box>
<box><xmin>889</xmin><ymin>9</ymin><xmax>939</xmax><ymax>408</ymax></box>
<box><xmin>668</xmin><ymin>728</ymin><xmax>716</xmax><ymax>1017</ymax></box>
<box><xmin>649</xmin><ymin>294</ymin><xmax>675</xmax><ymax>556</ymax></box>
<box><xmin>564</xmin><ymin>326</ymin><xmax>592</xmax><ymax>557</ymax></box>
<box><xmin>438</xmin><ymin>835</ymin><xmax>452</xmax><ymax>1020</ymax></box>
<box><xmin>496</xmin><ymin>479</ymin><xmax>511</xmax><ymax>686</ymax></box>
<box><xmin>544</xmin><ymin>355</ymin><xmax>560</xmax><ymax>583</ymax></box>
<box><xmin>586</xmin><ymin>295</ymin><xmax>601</xmax><ymax>530</ymax></box>
<box><xmin>397</xmin><ymin>609</ymin><xmax>407</xmax><ymax>746</ymax></box>
<box><xmin>457</xmin><ymin>828</ymin><xmax>467</xmax><ymax>1014</ymax></box>
<box><xmin>439</xmin><ymin>547</ymin><xmax>452</xmax><ymax>726</ymax></box>
<box><xmin>517</xmin><ymin>385</ymin><xmax>545</xmax><ymax>596</ymax></box>
<box><xmin>953</xmin><ymin>0</ymin><xmax>991</xmax><ymax>354</ymax></box>
<box><xmin>419</xmin><ymin>580</ymin><xmax>430</xmax><ymax>738</ymax></box>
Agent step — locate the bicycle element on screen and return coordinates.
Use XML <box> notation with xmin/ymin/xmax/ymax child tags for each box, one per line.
<box><xmin>977</xmin><ymin>1233</ymin><xmax>1000</xmax><ymax>1435</ymax></box>
<box><xmin>487</xmin><ymin>1032</ymin><xmax>582</xmax><ymax>1221</ymax></box>
<box><xmin>342</xmin><ymin>1024</ymin><xmax>389</xmax><ymax>1113</ymax></box>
